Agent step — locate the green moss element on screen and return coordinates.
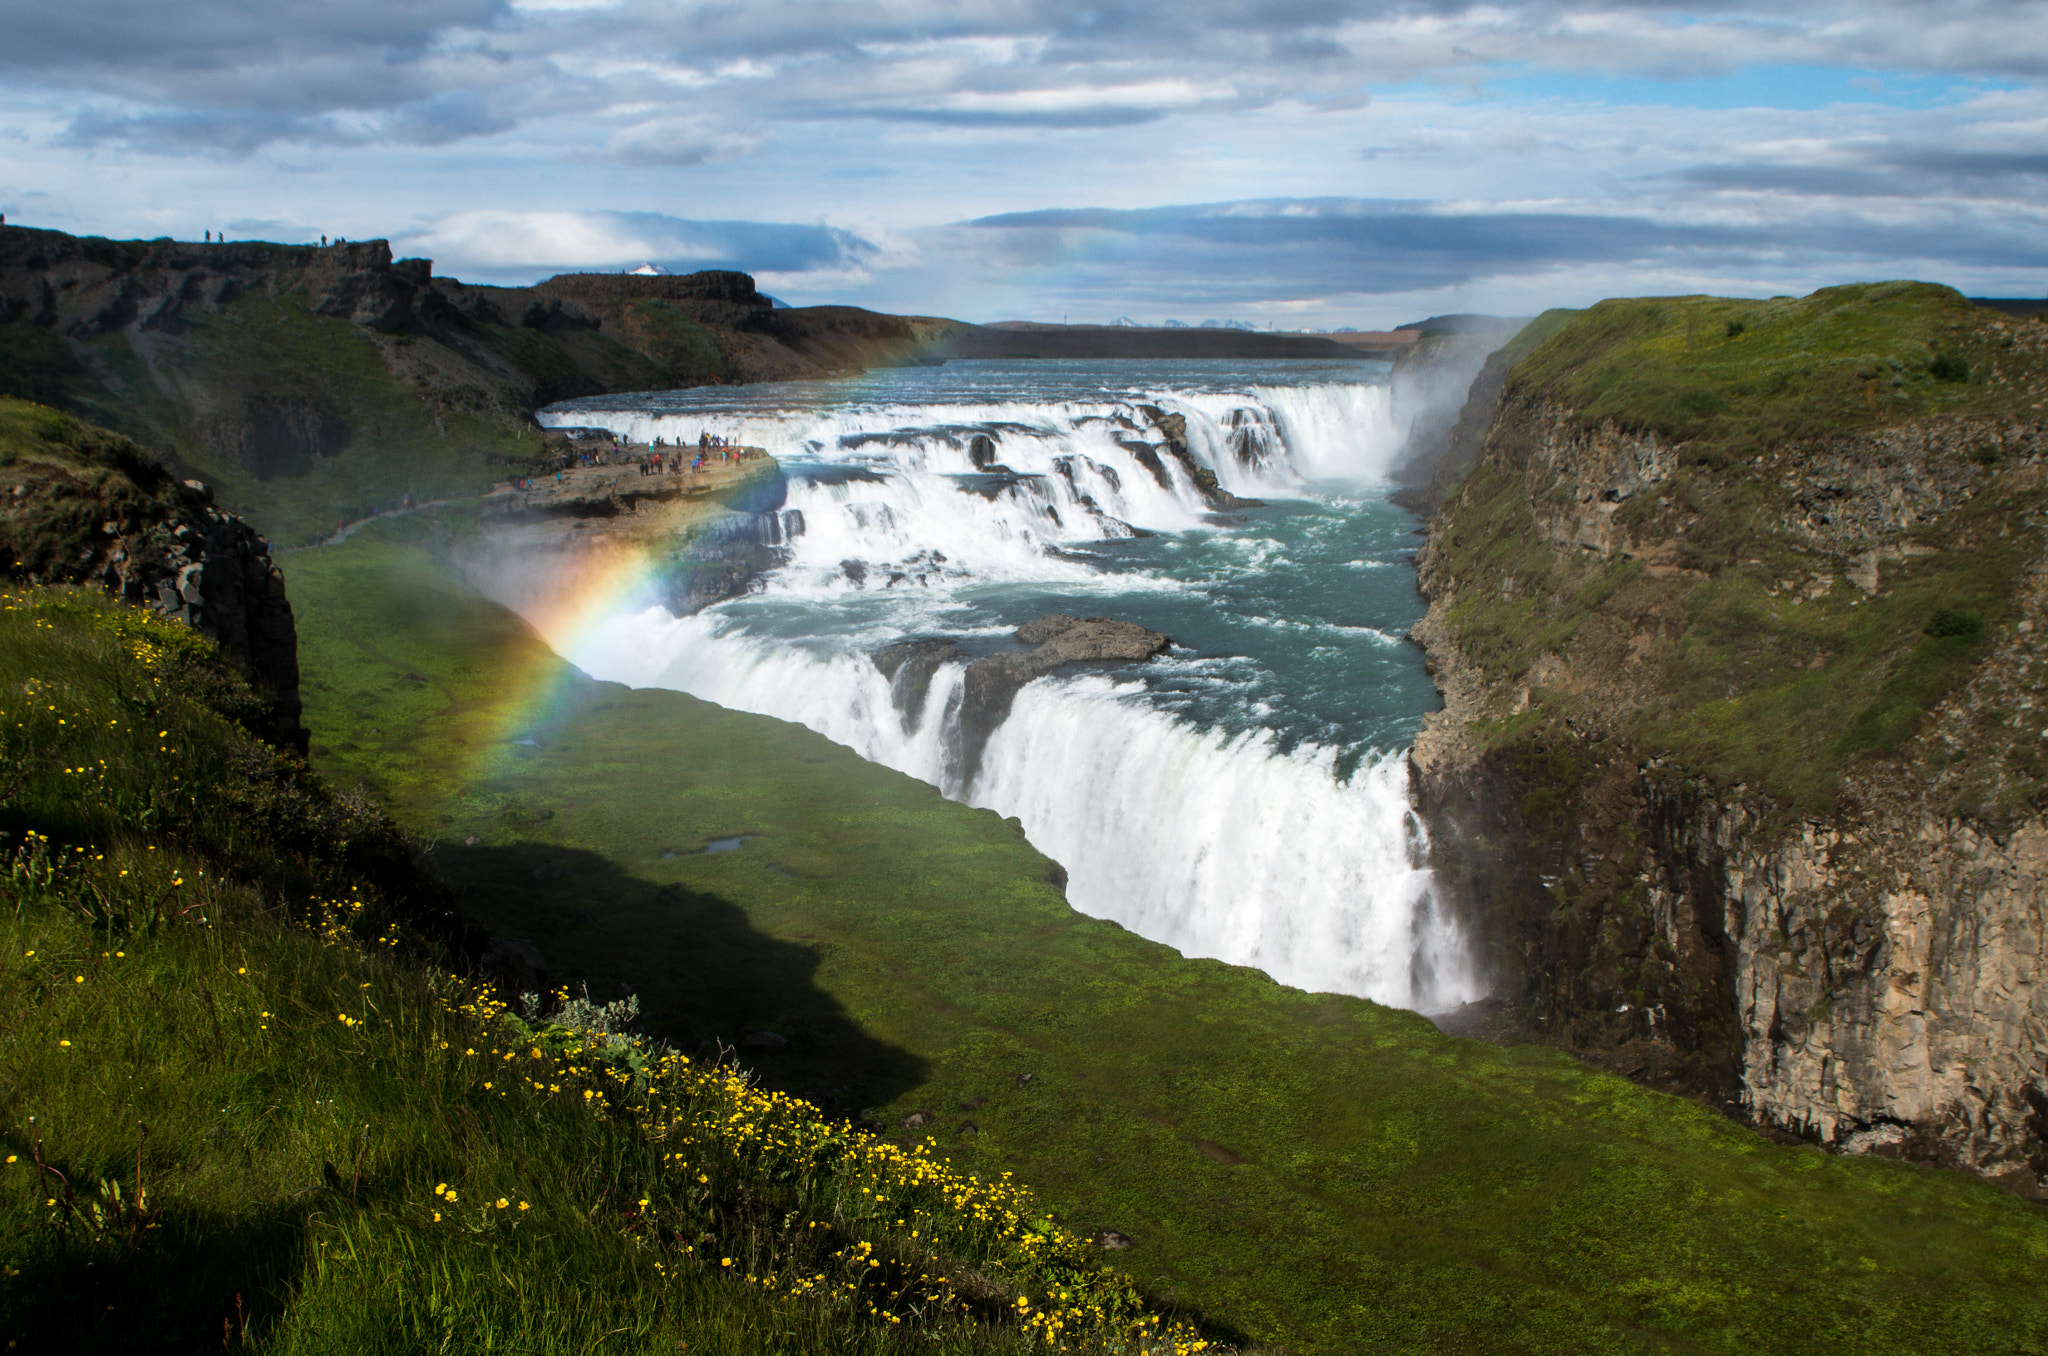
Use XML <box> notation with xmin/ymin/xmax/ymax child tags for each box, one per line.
<box><xmin>1508</xmin><ymin>282</ymin><xmax>2012</xmax><ymax>453</ymax></box>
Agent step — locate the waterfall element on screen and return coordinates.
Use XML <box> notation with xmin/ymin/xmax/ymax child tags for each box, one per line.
<box><xmin>537</xmin><ymin>371</ymin><xmax>1485</xmax><ymax>1014</ymax></box>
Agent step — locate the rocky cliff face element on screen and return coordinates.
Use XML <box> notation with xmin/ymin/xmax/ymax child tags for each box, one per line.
<box><xmin>1415</xmin><ymin>666</ymin><xmax>2048</xmax><ymax>1192</ymax></box>
<box><xmin>1410</xmin><ymin>285</ymin><xmax>2048</xmax><ymax>1195</ymax></box>
<box><xmin>0</xmin><ymin>398</ymin><xmax>305</xmax><ymax>751</ymax></box>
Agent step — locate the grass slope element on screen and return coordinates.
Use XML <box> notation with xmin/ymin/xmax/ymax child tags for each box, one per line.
<box><xmin>37</xmin><ymin>289</ymin><xmax>548</xmax><ymax>546</ymax></box>
<box><xmin>0</xmin><ymin>237</ymin><xmax>741</xmax><ymax>547</ymax></box>
<box><xmin>0</xmin><ymin>587</ymin><xmax>1212</xmax><ymax>1355</ymax></box>
<box><xmin>1429</xmin><ymin>283</ymin><xmax>2048</xmax><ymax>814</ymax></box>
<box><xmin>283</xmin><ymin>524</ymin><xmax>2048</xmax><ymax>1354</ymax></box>
<box><xmin>1510</xmin><ymin>281</ymin><xmax>2025</xmax><ymax>452</ymax></box>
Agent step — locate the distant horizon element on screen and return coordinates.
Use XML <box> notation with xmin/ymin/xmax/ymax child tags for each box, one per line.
<box><xmin>14</xmin><ymin>212</ymin><xmax>2042</xmax><ymax>339</ymax></box>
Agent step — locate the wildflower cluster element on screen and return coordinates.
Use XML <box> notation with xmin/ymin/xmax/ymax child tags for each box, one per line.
<box><xmin>292</xmin><ymin>908</ymin><xmax>1211</xmax><ymax>1349</ymax></box>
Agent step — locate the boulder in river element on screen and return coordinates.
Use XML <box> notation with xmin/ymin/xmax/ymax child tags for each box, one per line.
<box><xmin>1013</xmin><ymin>613</ymin><xmax>1170</xmax><ymax>660</ymax></box>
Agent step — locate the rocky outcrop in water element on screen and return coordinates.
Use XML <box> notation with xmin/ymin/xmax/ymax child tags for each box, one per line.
<box><xmin>1136</xmin><ymin>406</ymin><xmax>1263</xmax><ymax>512</ymax></box>
<box><xmin>869</xmin><ymin>614</ymin><xmax>1170</xmax><ymax>785</ymax></box>
<box><xmin>874</xmin><ymin>638</ymin><xmax>959</xmax><ymax>728</ymax></box>
<box><xmin>957</xmin><ymin>615</ymin><xmax>1170</xmax><ymax>771</ymax></box>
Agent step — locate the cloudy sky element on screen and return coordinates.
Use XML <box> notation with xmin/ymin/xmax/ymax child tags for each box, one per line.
<box><xmin>3</xmin><ymin>1</ymin><xmax>2045</xmax><ymax>327</ymax></box>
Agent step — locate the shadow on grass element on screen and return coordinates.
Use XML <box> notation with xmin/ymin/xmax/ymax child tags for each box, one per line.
<box><xmin>1</xmin><ymin>1201</ymin><xmax>305</xmax><ymax>1355</ymax></box>
<box><xmin>440</xmin><ymin>839</ymin><xmax>929</xmax><ymax>1119</ymax></box>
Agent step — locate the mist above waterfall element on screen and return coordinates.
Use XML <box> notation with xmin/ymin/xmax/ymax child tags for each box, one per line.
<box><xmin>533</xmin><ymin>359</ymin><xmax>1484</xmax><ymax>1013</ymax></box>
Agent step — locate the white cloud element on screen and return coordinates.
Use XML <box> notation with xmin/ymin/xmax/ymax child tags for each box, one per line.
<box><xmin>603</xmin><ymin>116</ymin><xmax>766</xmax><ymax>166</ymax></box>
<box><xmin>390</xmin><ymin>209</ymin><xmax>893</xmax><ymax>286</ymax></box>
<box><xmin>2</xmin><ymin>2</ymin><xmax>2046</xmax><ymax>321</ymax></box>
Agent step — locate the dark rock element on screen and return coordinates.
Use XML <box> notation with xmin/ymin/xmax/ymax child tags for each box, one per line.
<box><xmin>0</xmin><ymin>443</ymin><xmax>307</xmax><ymax>752</ymax></box>
<box><xmin>968</xmin><ymin>434</ymin><xmax>1001</xmax><ymax>470</ymax></box>
<box><xmin>873</xmin><ymin>637</ymin><xmax>959</xmax><ymax>726</ymax></box>
<box><xmin>1131</xmin><ymin>405</ymin><xmax>1262</xmax><ymax>509</ymax></box>
<box><xmin>740</xmin><ymin>1030</ymin><xmax>789</xmax><ymax>1050</ymax></box>
<box><xmin>959</xmin><ymin>1120</ymin><xmax>979</xmax><ymax>1135</ymax></box>
<box><xmin>1015</xmin><ymin>1072</ymin><xmax>1035</xmax><ymax>1088</ymax></box>
<box><xmin>955</xmin><ymin>614</ymin><xmax>1170</xmax><ymax>781</ymax></box>
<box><xmin>1013</xmin><ymin>613</ymin><xmax>1169</xmax><ymax>660</ymax></box>
<box><xmin>1137</xmin><ymin>405</ymin><xmax>1188</xmax><ymax>448</ymax></box>
<box><xmin>531</xmin><ymin>860</ymin><xmax>567</xmax><ymax>883</ymax></box>
<box><xmin>306</xmin><ymin>240</ymin><xmax>422</xmax><ymax>333</ymax></box>
<box><xmin>1120</xmin><ymin>440</ymin><xmax>1174</xmax><ymax>489</ymax></box>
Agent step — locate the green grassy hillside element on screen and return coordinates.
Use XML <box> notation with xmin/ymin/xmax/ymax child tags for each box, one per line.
<box><xmin>1508</xmin><ymin>281</ymin><xmax>2027</xmax><ymax>452</ymax></box>
<box><xmin>276</xmin><ymin>522</ymin><xmax>2048</xmax><ymax>1354</ymax></box>
<box><xmin>0</xmin><ymin>586</ymin><xmax>1214</xmax><ymax>1354</ymax></box>
<box><xmin>1425</xmin><ymin>283</ymin><xmax>2048</xmax><ymax>816</ymax></box>
<box><xmin>6</xmin><ymin>285</ymin><xmax>556</xmax><ymax>546</ymax></box>
<box><xmin>0</xmin><ymin>229</ymin><xmax>976</xmax><ymax>550</ymax></box>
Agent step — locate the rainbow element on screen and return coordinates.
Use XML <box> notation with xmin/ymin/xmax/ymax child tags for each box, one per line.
<box><xmin>454</xmin><ymin>462</ymin><xmax>789</xmax><ymax>771</ymax></box>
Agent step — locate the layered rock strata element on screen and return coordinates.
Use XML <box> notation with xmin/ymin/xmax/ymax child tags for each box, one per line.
<box><xmin>1409</xmin><ymin>302</ymin><xmax>2048</xmax><ymax>1194</ymax></box>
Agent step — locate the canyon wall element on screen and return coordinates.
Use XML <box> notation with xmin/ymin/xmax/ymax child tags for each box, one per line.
<box><xmin>1410</xmin><ymin>284</ymin><xmax>2048</xmax><ymax>1195</ymax></box>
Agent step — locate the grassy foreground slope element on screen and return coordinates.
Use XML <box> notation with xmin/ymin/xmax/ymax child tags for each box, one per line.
<box><xmin>283</xmin><ymin>523</ymin><xmax>2048</xmax><ymax>1354</ymax></box>
<box><xmin>0</xmin><ymin>587</ymin><xmax>1216</xmax><ymax>1355</ymax></box>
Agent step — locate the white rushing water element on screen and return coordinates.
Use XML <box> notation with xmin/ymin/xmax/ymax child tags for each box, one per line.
<box><xmin>543</xmin><ymin>361</ymin><xmax>1484</xmax><ymax>1013</ymax></box>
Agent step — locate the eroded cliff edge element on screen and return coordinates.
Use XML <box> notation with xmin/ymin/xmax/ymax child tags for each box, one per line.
<box><xmin>1408</xmin><ymin>282</ymin><xmax>2048</xmax><ymax>1196</ymax></box>
<box><xmin>0</xmin><ymin>397</ymin><xmax>306</xmax><ymax>752</ymax></box>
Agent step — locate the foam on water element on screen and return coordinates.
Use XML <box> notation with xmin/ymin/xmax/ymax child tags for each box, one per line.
<box><xmin>540</xmin><ymin>362</ymin><xmax>1484</xmax><ymax>1013</ymax></box>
